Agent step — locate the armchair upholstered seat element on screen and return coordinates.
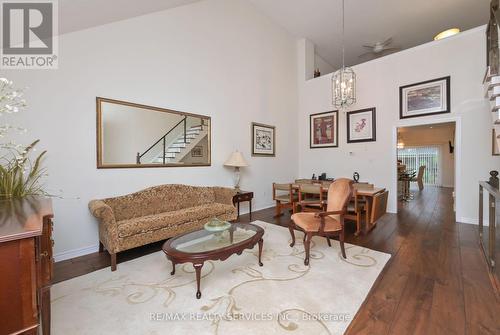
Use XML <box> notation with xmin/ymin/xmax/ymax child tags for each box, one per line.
<box><xmin>291</xmin><ymin>213</ymin><xmax>341</xmax><ymax>232</ymax></box>
<box><xmin>289</xmin><ymin>178</ymin><xmax>353</xmax><ymax>265</ymax></box>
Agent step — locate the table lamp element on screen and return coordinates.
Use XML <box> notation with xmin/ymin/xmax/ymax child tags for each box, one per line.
<box><xmin>224</xmin><ymin>151</ymin><xmax>249</xmax><ymax>191</ymax></box>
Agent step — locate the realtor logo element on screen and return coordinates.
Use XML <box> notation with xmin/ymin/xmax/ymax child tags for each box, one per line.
<box><xmin>1</xmin><ymin>0</ymin><xmax>58</xmax><ymax>69</ymax></box>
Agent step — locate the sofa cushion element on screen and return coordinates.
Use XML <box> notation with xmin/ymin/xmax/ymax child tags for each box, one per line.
<box><xmin>117</xmin><ymin>203</ymin><xmax>235</xmax><ymax>238</ymax></box>
<box><xmin>105</xmin><ymin>185</ymin><xmax>217</xmax><ymax>221</ymax></box>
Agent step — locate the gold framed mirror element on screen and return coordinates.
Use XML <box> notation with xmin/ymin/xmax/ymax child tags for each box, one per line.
<box><xmin>96</xmin><ymin>97</ymin><xmax>211</xmax><ymax>168</ymax></box>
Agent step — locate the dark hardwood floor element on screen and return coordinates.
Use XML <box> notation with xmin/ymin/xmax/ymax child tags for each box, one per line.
<box><xmin>54</xmin><ymin>187</ymin><xmax>500</xmax><ymax>334</ymax></box>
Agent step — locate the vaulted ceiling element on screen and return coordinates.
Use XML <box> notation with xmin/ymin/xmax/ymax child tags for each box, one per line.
<box><xmin>248</xmin><ymin>0</ymin><xmax>489</xmax><ymax>69</ymax></box>
<box><xmin>59</xmin><ymin>0</ymin><xmax>201</xmax><ymax>34</ymax></box>
<box><xmin>59</xmin><ymin>0</ymin><xmax>489</xmax><ymax>69</ymax></box>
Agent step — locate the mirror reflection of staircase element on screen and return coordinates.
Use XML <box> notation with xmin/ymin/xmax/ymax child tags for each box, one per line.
<box><xmin>153</xmin><ymin>125</ymin><xmax>208</xmax><ymax>164</ymax></box>
<box><xmin>136</xmin><ymin>116</ymin><xmax>209</xmax><ymax>165</ymax></box>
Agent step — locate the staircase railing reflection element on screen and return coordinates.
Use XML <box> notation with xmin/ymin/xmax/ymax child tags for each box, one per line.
<box><xmin>136</xmin><ymin>116</ymin><xmax>187</xmax><ymax>164</ymax></box>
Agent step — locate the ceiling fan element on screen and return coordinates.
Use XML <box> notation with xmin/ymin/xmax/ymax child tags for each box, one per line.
<box><xmin>359</xmin><ymin>37</ymin><xmax>401</xmax><ymax>58</ymax></box>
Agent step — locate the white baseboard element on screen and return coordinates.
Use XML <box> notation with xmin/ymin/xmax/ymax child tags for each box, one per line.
<box><xmin>54</xmin><ymin>203</ymin><xmax>277</xmax><ymax>263</ymax></box>
<box><xmin>457</xmin><ymin>217</ymin><xmax>490</xmax><ymax>226</ymax></box>
<box><xmin>54</xmin><ymin>244</ymin><xmax>99</xmax><ymax>262</ymax></box>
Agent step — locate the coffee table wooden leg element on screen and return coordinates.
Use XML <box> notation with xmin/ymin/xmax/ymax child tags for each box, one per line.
<box><xmin>170</xmin><ymin>261</ymin><xmax>176</xmax><ymax>275</ymax></box>
<box><xmin>194</xmin><ymin>263</ymin><xmax>204</xmax><ymax>299</ymax></box>
<box><xmin>258</xmin><ymin>238</ymin><xmax>264</xmax><ymax>266</ymax></box>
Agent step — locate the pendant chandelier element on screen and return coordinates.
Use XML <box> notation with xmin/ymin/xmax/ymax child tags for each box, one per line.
<box><xmin>332</xmin><ymin>0</ymin><xmax>356</xmax><ymax>109</ymax></box>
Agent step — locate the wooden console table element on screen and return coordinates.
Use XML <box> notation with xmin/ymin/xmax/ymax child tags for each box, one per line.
<box><xmin>233</xmin><ymin>191</ymin><xmax>254</xmax><ymax>220</ymax></box>
<box><xmin>479</xmin><ymin>181</ymin><xmax>500</xmax><ymax>294</ymax></box>
<box><xmin>0</xmin><ymin>197</ymin><xmax>54</xmax><ymax>335</ymax></box>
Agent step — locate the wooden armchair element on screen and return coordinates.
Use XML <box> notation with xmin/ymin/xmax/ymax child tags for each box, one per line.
<box><xmin>289</xmin><ymin>178</ymin><xmax>353</xmax><ymax>265</ymax></box>
<box><xmin>273</xmin><ymin>183</ymin><xmax>297</xmax><ymax>217</ymax></box>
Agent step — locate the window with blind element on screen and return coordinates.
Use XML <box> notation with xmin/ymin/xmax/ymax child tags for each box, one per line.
<box><xmin>397</xmin><ymin>146</ymin><xmax>440</xmax><ymax>185</ymax></box>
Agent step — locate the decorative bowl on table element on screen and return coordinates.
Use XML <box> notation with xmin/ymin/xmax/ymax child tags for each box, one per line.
<box><xmin>204</xmin><ymin>218</ymin><xmax>231</xmax><ymax>232</ymax></box>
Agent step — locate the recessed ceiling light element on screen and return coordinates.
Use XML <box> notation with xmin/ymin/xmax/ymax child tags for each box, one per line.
<box><xmin>434</xmin><ymin>28</ymin><xmax>460</xmax><ymax>41</ymax></box>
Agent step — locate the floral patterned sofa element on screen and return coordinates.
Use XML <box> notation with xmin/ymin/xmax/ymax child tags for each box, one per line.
<box><xmin>89</xmin><ymin>184</ymin><xmax>237</xmax><ymax>271</ymax></box>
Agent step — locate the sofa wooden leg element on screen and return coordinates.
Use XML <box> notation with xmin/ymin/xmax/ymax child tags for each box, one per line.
<box><xmin>99</xmin><ymin>242</ymin><xmax>104</xmax><ymax>253</ymax></box>
<box><xmin>110</xmin><ymin>253</ymin><xmax>117</xmax><ymax>271</ymax></box>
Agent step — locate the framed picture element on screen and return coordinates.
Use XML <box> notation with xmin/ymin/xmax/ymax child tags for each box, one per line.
<box><xmin>347</xmin><ymin>107</ymin><xmax>376</xmax><ymax>143</ymax></box>
<box><xmin>493</xmin><ymin>129</ymin><xmax>500</xmax><ymax>156</ymax></box>
<box><xmin>191</xmin><ymin>146</ymin><xmax>203</xmax><ymax>157</ymax></box>
<box><xmin>310</xmin><ymin>111</ymin><xmax>338</xmax><ymax>148</ymax></box>
<box><xmin>252</xmin><ymin>122</ymin><xmax>275</xmax><ymax>156</ymax></box>
<box><xmin>399</xmin><ymin>76</ymin><xmax>450</xmax><ymax>119</ymax></box>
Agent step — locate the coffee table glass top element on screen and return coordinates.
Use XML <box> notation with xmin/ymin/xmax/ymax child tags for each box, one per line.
<box><xmin>170</xmin><ymin>223</ymin><xmax>259</xmax><ymax>254</ymax></box>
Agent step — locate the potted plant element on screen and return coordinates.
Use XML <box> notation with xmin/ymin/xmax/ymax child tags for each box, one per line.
<box><xmin>0</xmin><ymin>78</ymin><xmax>47</xmax><ymax>199</ymax></box>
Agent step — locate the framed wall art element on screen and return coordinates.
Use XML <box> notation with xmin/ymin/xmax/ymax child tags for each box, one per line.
<box><xmin>346</xmin><ymin>107</ymin><xmax>376</xmax><ymax>143</ymax></box>
<box><xmin>191</xmin><ymin>146</ymin><xmax>203</xmax><ymax>157</ymax></box>
<box><xmin>252</xmin><ymin>122</ymin><xmax>275</xmax><ymax>156</ymax></box>
<box><xmin>310</xmin><ymin>111</ymin><xmax>338</xmax><ymax>148</ymax></box>
<box><xmin>399</xmin><ymin>76</ymin><xmax>450</xmax><ymax>119</ymax></box>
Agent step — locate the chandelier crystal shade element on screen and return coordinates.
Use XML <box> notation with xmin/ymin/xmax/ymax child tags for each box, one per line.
<box><xmin>332</xmin><ymin>0</ymin><xmax>356</xmax><ymax>109</ymax></box>
<box><xmin>332</xmin><ymin>66</ymin><xmax>356</xmax><ymax>108</ymax></box>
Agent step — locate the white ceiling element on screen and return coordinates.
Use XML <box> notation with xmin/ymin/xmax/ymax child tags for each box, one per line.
<box><xmin>59</xmin><ymin>0</ymin><xmax>201</xmax><ymax>34</ymax></box>
<box><xmin>59</xmin><ymin>0</ymin><xmax>489</xmax><ymax>69</ymax></box>
<box><xmin>399</xmin><ymin>122</ymin><xmax>456</xmax><ymax>134</ymax></box>
<box><xmin>248</xmin><ymin>0</ymin><xmax>489</xmax><ymax>69</ymax></box>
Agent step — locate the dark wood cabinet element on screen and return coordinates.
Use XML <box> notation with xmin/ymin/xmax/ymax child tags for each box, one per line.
<box><xmin>0</xmin><ymin>197</ymin><xmax>54</xmax><ymax>335</ymax></box>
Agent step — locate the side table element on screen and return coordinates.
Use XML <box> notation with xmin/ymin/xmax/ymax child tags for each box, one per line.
<box><xmin>233</xmin><ymin>191</ymin><xmax>254</xmax><ymax>220</ymax></box>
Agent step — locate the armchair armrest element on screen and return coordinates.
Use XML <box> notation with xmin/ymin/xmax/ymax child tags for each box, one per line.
<box><xmin>88</xmin><ymin>200</ymin><xmax>118</xmax><ymax>252</ymax></box>
<box><xmin>213</xmin><ymin>187</ymin><xmax>237</xmax><ymax>206</ymax></box>
<box><xmin>315</xmin><ymin>210</ymin><xmax>345</xmax><ymax>218</ymax></box>
<box><xmin>315</xmin><ymin>209</ymin><xmax>346</xmax><ymax>234</ymax></box>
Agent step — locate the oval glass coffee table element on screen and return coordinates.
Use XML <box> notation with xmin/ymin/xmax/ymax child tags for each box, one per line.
<box><xmin>162</xmin><ymin>222</ymin><xmax>264</xmax><ymax>299</ymax></box>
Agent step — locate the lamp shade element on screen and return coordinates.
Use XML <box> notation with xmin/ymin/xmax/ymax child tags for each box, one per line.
<box><xmin>224</xmin><ymin>151</ymin><xmax>248</xmax><ymax>167</ymax></box>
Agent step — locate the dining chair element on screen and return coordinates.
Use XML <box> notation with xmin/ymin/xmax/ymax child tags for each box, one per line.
<box><xmin>272</xmin><ymin>183</ymin><xmax>297</xmax><ymax>217</ymax></box>
<box><xmin>295</xmin><ymin>178</ymin><xmax>314</xmax><ymax>184</ymax></box>
<box><xmin>289</xmin><ymin>178</ymin><xmax>353</xmax><ymax>265</ymax></box>
<box><xmin>296</xmin><ymin>183</ymin><xmax>325</xmax><ymax>213</ymax></box>
<box><xmin>411</xmin><ymin>165</ymin><xmax>426</xmax><ymax>191</ymax></box>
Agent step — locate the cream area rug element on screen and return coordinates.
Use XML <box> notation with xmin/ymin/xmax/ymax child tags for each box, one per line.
<box><xmin>52</xmin><ymin>221</ymin><xmax>390</xmax><ymax>335</ymax></box>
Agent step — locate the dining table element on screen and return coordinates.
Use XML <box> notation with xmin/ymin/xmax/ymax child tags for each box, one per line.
<box><xmin>291</xmin><ymin>181</ymin><xmax>387</xmax><ymax>234</ymax></box>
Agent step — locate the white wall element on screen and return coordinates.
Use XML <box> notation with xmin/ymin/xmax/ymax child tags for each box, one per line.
<box><xmin>314</xmin><ymin>53</ymin><xmax>335</xmax><ymax>77</ymax></box>
<box><xmin>297</xmin><ymin>26</ymin><xmax>500</xmax><ymax>222</ymax></box>
<box><xmin>4</xmin><ymin>0</ymin><xmax>299</xmax><ymax>259</ymax></box>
